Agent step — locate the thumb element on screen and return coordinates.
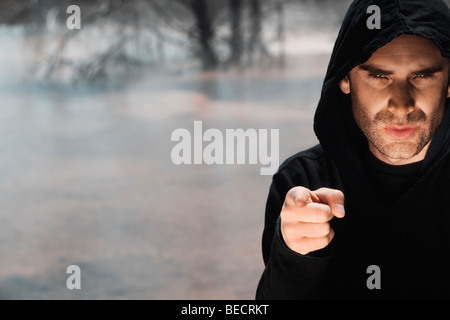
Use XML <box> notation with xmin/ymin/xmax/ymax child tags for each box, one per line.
<box><xmin>313</xmin><ymin>187</ymin><xmax>345</xmax><ymax>218</ymax></box>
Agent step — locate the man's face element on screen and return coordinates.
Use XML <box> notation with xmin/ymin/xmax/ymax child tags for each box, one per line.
<box><xmin>339</xmin><ymin>34</ymin><xmax>450</xmax><ymax>165</ymax></box>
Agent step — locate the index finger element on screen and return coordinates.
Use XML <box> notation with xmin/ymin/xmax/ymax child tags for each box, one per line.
<box><xmin>313</xmin><ymin>187</ymin><xmax>345</xmax><ymax>218</ymax></box>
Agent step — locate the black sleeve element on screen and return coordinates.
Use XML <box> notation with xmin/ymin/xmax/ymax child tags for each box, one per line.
<box><xmin>256</xmin><ymin>223</ymin><xmax>332</xmax><ymax>299</ymax></box>
<box><xmin>255</xmin><ymin>161</ymin><xmax>333</xmax><ymax>299</ymax></box>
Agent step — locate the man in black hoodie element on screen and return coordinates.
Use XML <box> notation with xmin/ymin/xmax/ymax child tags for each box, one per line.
<box><xmin>256</xmin><ymin>0</ymin><xmax>450</xmax><ymax>299</ymax></box>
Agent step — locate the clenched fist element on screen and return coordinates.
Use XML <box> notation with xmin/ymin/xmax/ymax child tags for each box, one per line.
<box><xmin>280</xmin><ymin>187</ymin><xmax>345</xmax><ymax>255</ymax></box>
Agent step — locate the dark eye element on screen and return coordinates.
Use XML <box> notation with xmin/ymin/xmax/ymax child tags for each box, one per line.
<box><xmin>369</xmin><ymin>73</ymin><xmax>389</xmax><ymax>80</ymax></box>
<box><xmin>414</xmin><ymin>73</ymin><xmax>433</xmax><ymax>79</ymax></box>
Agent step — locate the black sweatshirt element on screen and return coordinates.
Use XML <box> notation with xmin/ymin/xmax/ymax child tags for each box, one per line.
<box><xmin>256</xmin><ymin>0</ymin><xmax>450</xmax><ymax>299</ymax></box>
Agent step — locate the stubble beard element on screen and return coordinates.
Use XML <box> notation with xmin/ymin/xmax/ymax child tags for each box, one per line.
<box><xmin>351</xmin><ymin>96</ymin><xmax>444</xmax><ymax>161</ymax></box>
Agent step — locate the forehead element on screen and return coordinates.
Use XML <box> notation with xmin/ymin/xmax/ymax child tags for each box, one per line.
<box><xmin>367</xmin><ymin>34</ymin><xmax>446</xmax><ymax>66</ymax></box>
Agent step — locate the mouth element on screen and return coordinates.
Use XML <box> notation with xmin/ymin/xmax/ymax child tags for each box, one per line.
<box><xmin>385</xmin><ymin>126</ymin><xmax>418</xmax><ymax>140</ymax></box>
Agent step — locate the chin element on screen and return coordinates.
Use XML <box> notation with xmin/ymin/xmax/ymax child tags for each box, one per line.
<box><xmin>378</xmin><ymin>141</ymin><xmax>423</xmax><ymax>161</ymax></box>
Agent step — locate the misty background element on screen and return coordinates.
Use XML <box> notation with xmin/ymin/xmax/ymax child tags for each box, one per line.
<box><xmin>1</xmin><ymin>0</ymin><xmax>441</xmax><ymax>299</ymax></box>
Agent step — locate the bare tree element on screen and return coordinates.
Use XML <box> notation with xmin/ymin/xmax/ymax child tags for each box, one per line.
<box><xmin>6</xmin><ymin>0</ymin><xmax>287</xmax><ymax>82</ymax></box>
<box><xmin>247</xmin><ymin>0</ymin><xmax>269</xmax><ymax>65</ymax></box>
<box><xmin>228</xmin><ymin>0</ymin><xmax>242</xmax><ymax>66</ymax></box>
<box><xmin>185</xmin><ymin>0</ymin><xmax>218</xmax><ymax>70</ymax></box>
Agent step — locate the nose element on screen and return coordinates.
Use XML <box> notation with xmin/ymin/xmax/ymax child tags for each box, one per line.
<box><xmin>387</xmin><ymin>80</ymin><xmax>416</xmax><ymax>115</ymax></box>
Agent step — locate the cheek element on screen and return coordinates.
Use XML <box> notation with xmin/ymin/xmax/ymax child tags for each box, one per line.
<box><xmin>350</xmin><ymin>83</ymin><xmax>386</xmax><ymax>117</ymax></box>
<box><xmin>414</xmin><ymin>86</ymin><xmax>448</xmax><ymax>114</ymax></box>
<box><xmin>414</xmin><ymin>74</ymin><xmax>450</xmax><ymax>100</ymax></box>
<box><xmin>351</xmin><ymin>93</ymin><xmax>378</xmax><ymax>130</ymax></box>
<box><xmin>350</xmin><ymin>77</ymin><xmax>389</xmax><ymax>106</ymax></box>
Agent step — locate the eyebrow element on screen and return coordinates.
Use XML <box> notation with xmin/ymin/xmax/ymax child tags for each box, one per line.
<box><xmin>359</xmin><ymin>64</ymin><xmax>393</xmax><ymax>75</ymax></box>
<box><xmin>358</xmin><ymin>63</ymin><xmax>444</xmax><ymax>75</ymax></box>
<box><xmin>412</xmin><ymin>65</ymin><xmax>444</xmax><ymax>75</ymax></box>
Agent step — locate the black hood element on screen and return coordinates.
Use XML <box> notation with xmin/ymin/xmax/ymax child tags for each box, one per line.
<box><xmin>313</xmin><ymin>0</ymin><xmax>450</xmax><ymax>192</ymax></box>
